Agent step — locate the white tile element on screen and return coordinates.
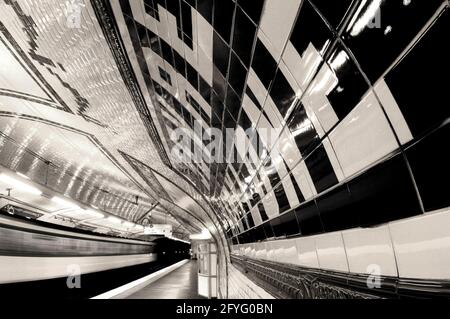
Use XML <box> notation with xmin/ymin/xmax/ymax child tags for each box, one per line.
<box><xmin>196</xmin><ymin>12</ymin><xmax>213</xmax><ymax>61</ymax></box>
<box><xmin>295</xmin><ymin>236</ymin><xmax>320</xmax><ymax>268</ymax></box>
<box><xmin>322</xmin><ymin>137</ymin><xmax>345</xmax><ymax>182</ymax></box>
<box><xmin>302</xmin><ymin>64</ymin><xmax>339</xmax><ymax>136</ymax></box>
<box><xmin>280</xmin><ymin>173</ymin><xmax>301</xmax><ymax>208</ymax></box>
<box><xmin>329</xmin><ymin>91</ymin><xmax>400</xmax><ymax>178</ymax></box>
<box><xmin>315</xmin><ymin>232</ymin><xmax>349</xmax><ymax>272</ymax></box>
<box><xmin>259</xmin><ymin>0</ymin><xmax>303</xmax><ymax>61</ymax></box>
<box><xmin>290</xmin><ymin>161</ymin><xmax>316</xmax><ymax>199</ymax></box>
<box><xmin>273</xmin><ymin>239</ymin><xmax>300</xmax><ymax>265</ymax></box>
<box><xmin>275</xmin><ymin>128</ymin><xmax>302</xmax><ymax>169</ymax></box>
<box><xmin>265</xmin><ymin>241</ymin><xmax>275</xmax><ymax>261</ymax></box>
<box><xmin>256</xmin><ymin>116</ymin><xmax>277</xmax><ymax>150</ymax></box>
<box><xmin>283</xmin><ymin>42</ymin><xmax>324</xmax><ymax>91</ymax></box>
<box><xmin>0</xmin><ymin>43</ymin><xmax>46</xmax><ymax>98</ymax></box>
<box><xmin>263</xmin><ymin>98</ymin><xmax>285</xmax><ymax>130</ymax></box>
<box><xmin>251</xmin><ymin>206</ymin><xmax>263</xmax><ymax>226</ymax></box>
<box><xmin>389</xmin><ymin>209</ymin><xmax>450</xmax><ymax>280</ymax></box>
<box><xmin>374</xmin><ymin>79</ymin><xmax>414</xmax><ymax>144</ymax></box>
<box><xmin>262</xmin><ymin>192</ymin><xmax>279</xmax><ymax>220</ymax></box>
<box><xmin>242</xmin><ymin>94</ymin><xmax>262</xmax><ymax>125</ymax></box>
<box><xmin>249</xmin><ymin>244</ymin><xmax>256</xmax><ymax>259</ymax></box>
<box><xmin>254</xmin><ymin>242</ymin><xmax>268</xmax><ymax>260</ymax></box>
<box><xmin>196</xmin><ymin>48</ymin><xmax>213</xmax><ymax>86</ymax></box>
<box><xmin>342</xmin><ymin>226</ymin><xmax>398</xmax><ymax>276</ymax></box>
<box><xmin>154</xmin><ymin>5</ymin><xmax>172</xmax><ymax>48</ymax></box>
<box><xmin>246</xmin><ymin>70</ymin><xmax>269</xmax><ymax>108</ymax></box>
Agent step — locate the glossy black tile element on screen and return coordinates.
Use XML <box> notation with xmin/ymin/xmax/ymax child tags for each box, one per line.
<box><xmin>251</xmin><ymin>39</ymin><xmax>278</xmax><ymax>89</ymax></box>
<box><xmin>237</xmin><ymin>0</ymin><xmax>265</xmax><ymax>24</ymax></box>
<box><xmin>309</xmin><ymin>0</ymin><xmax>354</xmax><ymax>29</ymax></box>
<box><xmin>213</xmin><ymin>0</ymin><xmax>236</xmax><ymax>43</ymax></box>
<box><xmin>232</xmin><ymin>6</ymin><xmax>257</xmax><ymax>67</ymax></box>
<box><xmin>304</xmin><ymin>144</ymin><xmax>338</xmax><ymax>194</ymax></box>
<box><xmin>290</xmin><ymin>0</ymin><xmax>334</xmax><ymax>56</ymax></box>
<box><xmin>213</xmin><ymin>31</ymin><xmax>230</xmax><ymax>77</ymax></box>
<box><xmin>252</xmin><ymin>225</ymin><xmax>266</xmax><ymax>241</ymax></box>
<box><xmin>343</xmin><ymin>0</ymin><xmax>444</xmax><ymax>82</ymax></box>
<box><xmin>144</xmin><ymin>0</ymin><xmax>160</xmax><ymax>20</ymax></box>
<box><xmin>262</xmin><ymin>216</ymin><xmax>274</xmax><ymax>237</ymax></box>
<box><xmin>181</xmin><ymin>0</ymin><xmax>193</xmax><ymax>43</ymax></box>
<box><xmin>173</xmin><ymin>50</ymin><xmax>186</xmax><ymax>77</ymax></box>
<box><xmin>384</xmin><ymin>9</ymin><xmax>450</xmax><ymax>138</ymax></box>
<box><xmin>287</xmin><ymin>102</ymin><xmax>320</xmax><ymax>157</ymax></box>
<box><xmin>348</xmin><ymin>153</ymin><xmax>422</xmax><ymax>226</ymax></box>
<box><xmin>184</xmin><ymin>0</ymin><xmax>196</xmax><ymax>7</ymax></box>
<box><xmin>326</xmin><ymin>43</ymin><xmax>369</xmax><ymax>120</ymax></box>
<box><xmin>264</xmin><ymin>159</ymin><xmax>280</xmax><ymax>188</ymax></box>
<box><xmin>212</xmin><ymin>67</ymin><xmax>227</xmax><ymax>101</ymax></box>
<box><xmin>406</xmin><ymin>123</ymin><xmax>450</xmax><ymax>212</ymax></box>
<box><xmin>186</xmin><ymin>62</ymin><xmax>199</xmax><ymax>89</ymax></box>
<box><xmin>211</xmin><ymin>110</ymin><xmax>222</xmax><ymax>129</ymax></box>
<box><xmin>158</xmin><ymin>66</ymin><xmax>172</xmax><ymax>85</ymax></box>
<box><xmin>294</xmin><ymin>200</ymin><xmax>324</xmax><ymax>236</ymax></box>
<box><xmin>239</xmin><ymin>162</ymin><xmax>250</xmax><ymax>179</ymax></box>
<box><xmin>316</xmin><ymin>183</ymin><xmax>359</xmax><ymax>232</ymax></box>
<box><xmin>289</xmin><ymin>171</ymin><xmax>305</xmax><ymax>203</ymax></box>
<box><xmin>223</xmin><ymin>109</ymin><xmax>237</xmax><ymax>129</ymax></box>
<box><xmin>273</xmin><ymin>183</ymin><xmax>291</xmax><ymax>214</ymax></box>
<box><xmin>225</xmin><ymin>86</ymin><xmax>242</xmax><ymax>118</ymax></box>
<box><xmin>198</xmin><ymin>75</ymin><xmax>211</xmax><ymax>103</ymax></box>
<box><xmin>228</xmin><ymin>53</ymin><xmax>248</xmax><ymax>97</ymax></box>
<box><xmin>246</xmin><ymin>212</ymin><xmax>255</xmax><ymax>228</ymax></box>
<box><xmin>258</xmin><ymin>202</ymin><xmax>269</xmax><ymax>222</ymax></box>
<box><xmin>186</xmin><ymin>91</ymin><xmax>200</xmax><ymax>113</ymax></box>
<box><xmin>119</xmin><ymin>0</ymin><xmax>133</xmax><ymax>16</ymax></box>
<box><xmin>136</xmin><ymin>20</ymin><xmax>156</xmax><ymax>50</ymax></box>
<box><xmin>165</xmin><ymin>0</ymin><xmax>181</xmax><ymax>21</ymax></box>
<box><xmin>237</xmin><ymin>108</ymin><xmax>252</xmax><ymax>131</ymax></box>
<box><xmin>269</xmin><ymin>69</ymin><xmax>297</xmax><ymax>118</ymax></box>
<box><xmin>160</xmin><ymin>40</ymin><xmax>175</xmax><ymax>67</ymax></box>
<box><xmin>249</xmin><ymin>192</ymin><xmax>261</xmax><ymax>208</ymax></box>
<box><xmin>270</xmin><ymin>211</ymin><xmax>300</xmax><ymax>238</ymax></box>
<box><xmin>197</xmin><ymin>0</ymin><xmax>213</xmax><ymax>23</ymax></box>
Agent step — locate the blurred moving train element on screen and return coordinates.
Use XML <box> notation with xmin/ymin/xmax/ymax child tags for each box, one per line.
<box><xmin>0</xmin><ymin>205</ymin><xmax>190</xmax><ymax>284</ymax></box>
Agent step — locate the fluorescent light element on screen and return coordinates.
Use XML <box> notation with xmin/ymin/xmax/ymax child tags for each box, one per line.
<box><xmin>123</xmin><ymin>221</ymin><xmax>134</xmax><ymax>228</ymax></box>
<box><xmin>16</xmin><ymin>172</ymin><xmax>30</xmax><ymax>180</ymax></box>
<box><xmin>51</xmin><ymin>196</ymin><xmax>80</xmax><ymax>209</ymax></box>
<box><xmin>189</xmin><ymin>228</ymin><xmax>212</xmax><ymax>240</ymax></box>
<box><xmin>85</xmin><ymin>209</ymin><xmax>104</xmax><ymax>219</ymax></box>
<box><xmin>107</xmin><ymin>216</ymin><xmax>122</xmax><ymax>224</ymax></box>
<box><xmin>0</xmin><ymin>174</ymin><xmax>42</xmax><ymax>195</ymax></box>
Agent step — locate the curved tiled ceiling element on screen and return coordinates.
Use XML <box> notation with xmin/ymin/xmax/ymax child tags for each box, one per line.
<box><xmin>0</xmin><ymin>0</ymin><xmax>449</xmax><ymax>255</ymax></box>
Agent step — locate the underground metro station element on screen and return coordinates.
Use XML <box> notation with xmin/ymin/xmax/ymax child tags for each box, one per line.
<box><xmin>0</xmin><ymin>0</ymin><xmax>449</xmax><ymax>303</ymax></box>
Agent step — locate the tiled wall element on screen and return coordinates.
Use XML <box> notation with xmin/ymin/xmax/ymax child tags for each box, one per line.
<box><xmin>233</xmin><ymin>207</ymin><xmax>450</xmax><ymax>280</ymax></box>
<box><xmin>227</xmin><ymin>263</ymin><xmax>274</xmax><ymax>299</ymax></box>
<box><xmin>114</xmin><ymin>1</ymin><xmax>450</xmax><ymax>246</ymax></box>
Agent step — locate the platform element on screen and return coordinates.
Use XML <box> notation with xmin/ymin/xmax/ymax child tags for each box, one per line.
<box><xmin>126</xmin><ymin>260</ymin><xmax>201</xmax><ymax>299</ymax></box>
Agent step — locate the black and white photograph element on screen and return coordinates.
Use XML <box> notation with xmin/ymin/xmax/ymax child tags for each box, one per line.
<box><xmin>0</xmin><ymin>0</ymin><xmax>449</xmax><ymax>313</ymax></box>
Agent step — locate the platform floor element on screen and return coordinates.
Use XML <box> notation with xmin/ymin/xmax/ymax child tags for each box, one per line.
<box><xmin>126</xmin><ymin>260</ymin><xmax>202</xmax><ymax>299</ymax></box>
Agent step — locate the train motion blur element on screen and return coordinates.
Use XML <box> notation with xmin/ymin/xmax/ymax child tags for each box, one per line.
<box><xmin>0</xmin><ymin>204</ymin><xmax>190</xmax><ymax>284</ymax></box>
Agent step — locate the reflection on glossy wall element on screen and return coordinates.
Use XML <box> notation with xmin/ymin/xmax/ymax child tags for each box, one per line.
<box><xmin>115</xmin><ymin>0</ymin><xmax>449</xmax><ymax>244</ymax></box>
<box><xmin>0</xmin><ymin>0</ymin><xmax>449</xmax><ymax>289</ymax></box>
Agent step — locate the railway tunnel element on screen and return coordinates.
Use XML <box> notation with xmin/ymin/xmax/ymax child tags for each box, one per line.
<box><xmin>0</xmin><ymin>0</ymin><xmax>449</xmax><ymax>300</ymax></box>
